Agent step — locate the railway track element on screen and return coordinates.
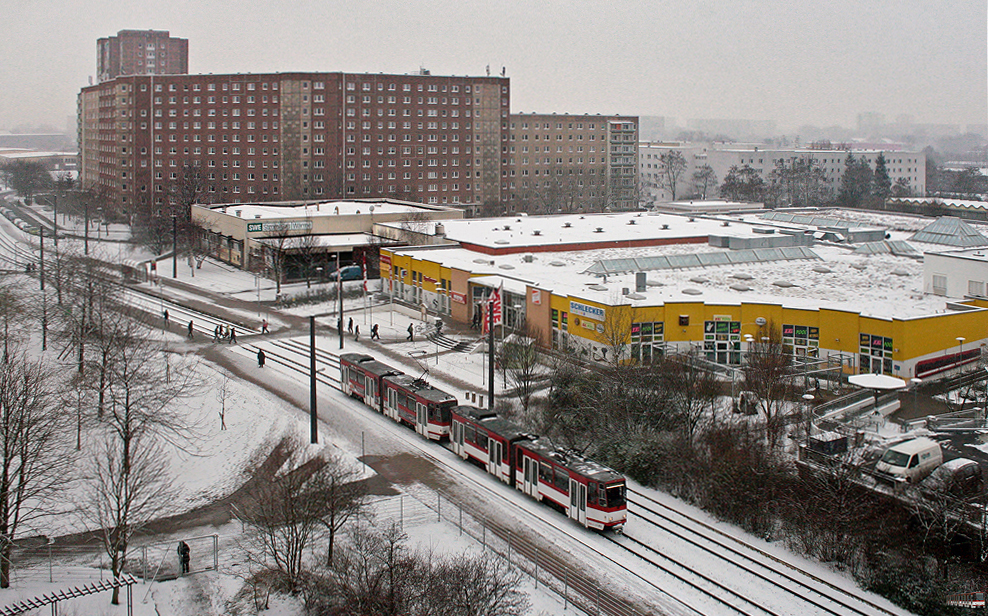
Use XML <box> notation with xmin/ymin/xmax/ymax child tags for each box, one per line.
<box><xmin>626</xmin><ymin>489</ymin><xmax>902</xmax><ymax>616</ymax></box>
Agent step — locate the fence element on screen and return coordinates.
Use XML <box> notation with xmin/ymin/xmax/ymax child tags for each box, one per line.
<box><xmin>372</xmin><ymin>486</ymin><xmax>651</xmax><ymax>616</ymax></box>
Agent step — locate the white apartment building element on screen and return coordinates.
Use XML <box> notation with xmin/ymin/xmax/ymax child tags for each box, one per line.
<box><xmin>640</xmin><ymin>142</ymin><xmax>926</xmax><ymax>205</ymax></box>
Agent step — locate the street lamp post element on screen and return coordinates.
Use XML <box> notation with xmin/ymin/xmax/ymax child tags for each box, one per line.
<box><xmin>172</xmin><ymin>215</ymin><xmax>178</xmax><ymax>279</ymax></box>
<box><xmin>96</xmin><ymin>207</ymin><xmax>102</xmax><ymax>239</ymax></box>
<box><xmin>956</xmin><ymin>337</ymin><xmax>966</xmax><ymax>375</ymax></box>
<box><xmin>802</xmin><ymin>393</ymin><xmax>815</xmax><ymax>444</ymax></box>
<box><xmin>910</xmin><ymin>377</ymin><xmax>922</xmax><ymax>415</ymax></box>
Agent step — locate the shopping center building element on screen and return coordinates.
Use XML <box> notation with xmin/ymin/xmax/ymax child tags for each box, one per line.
<box><xmin>378</xmin><ymin>209</ymin><xmax>988</xmax><ymax>380</ymax></box>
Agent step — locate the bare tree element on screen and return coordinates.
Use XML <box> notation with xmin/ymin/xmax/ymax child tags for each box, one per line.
<box><xmin>235</xmin><ymin>437</ymin><xmax>367</xmax><ymax>589</ymax></box>
<box><xmin>0</xmin><ymin>351</ymin><xmax>74</xmax><ymax>588</ymax></box>
<box><xmin>661</xmin><ymin>350</ymin><xmax>721</xmax><ymax>446</ymax></box>
<box><xmin>655</xmin><ymin>151</ymin><xmax>688</xmax><ymax>201</ymax></box>
<box><xmin>431</xmin><ymin>552</ymin><xmax>530</xmax><ymax>616</ymax></box>
<box><xmin>500</xmin><ymin>329</ymin><xmax>543</xmax><ymax>415</ymax></box>
<box><xmin>81</xmin><ymin>433</ymin><xmax>173</xmax><ymax>604</ymax></box>
<box><xmin>594</xmin><ymin>303</ymin><xmax>637</xmax><ymax>366</ymax></box>
<box><xmin>80</xmin><ymin>318</ymin><xmax>199</xmax><ymax>603</ymax></box>
<box><xmin>691</xmin><ymin>164</ymin><xmax>717</xmax><ymax>200</ymax></box>
<box><xmin>741</xmin><ymin>326</ymin><xmax>795</xmax><ymax>448</ymax></box>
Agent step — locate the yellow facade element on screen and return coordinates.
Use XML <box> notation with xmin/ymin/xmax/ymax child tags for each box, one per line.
<box><xmin>381</xmin><ymin>247</ymin><xmax>988</xmax><ymax>380</ymax></box>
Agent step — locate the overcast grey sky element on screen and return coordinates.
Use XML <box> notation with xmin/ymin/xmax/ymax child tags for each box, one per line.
<box><xmin>1</xmin><ymin>0</ymin><xmax>985</xmax><ymax>133</ymax></box>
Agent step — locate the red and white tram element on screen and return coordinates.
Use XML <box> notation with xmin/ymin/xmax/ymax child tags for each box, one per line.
<box><xmin>451</xmin><ymin>405</ymin><xmax>627</xmax><ymax>531</ymax></box>
<box><xmin>341</xmin><ymin>354</ymin><xmax>628</xmax><ymax>531</ymax></box>
<box><xmin>382</xmin><ymin>374</ymin><xmax>456</xmax><ymax>440</ymax></box>
<box><xmin>340</xmin><ymin>353</ymin><xmax>402</xmax><ymax>410</ymax></box>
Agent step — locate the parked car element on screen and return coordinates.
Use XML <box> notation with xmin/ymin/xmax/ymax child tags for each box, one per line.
<box><xmin>921</xmin><ymin>458</ymin><xmax>984</xmax><ymax>498</ymax></box>
<box><xmin>875</xmin><ymin>437</ymin><xmax>943</xmax><ymax>483</ymax></box>
<box><xmin>328</xmin><ymin>265</ymin><xmax>362</xmax><ymax>281</ymax></box>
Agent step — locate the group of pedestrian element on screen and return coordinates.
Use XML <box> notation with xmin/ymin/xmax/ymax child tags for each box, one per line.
<box><xmin>211</xmin><ymin>324</ymin><xmax>237</xmax><ymax>344</ymax></box>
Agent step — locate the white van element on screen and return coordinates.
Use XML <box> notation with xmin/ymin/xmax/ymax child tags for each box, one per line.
<box><xmin>876</xmin><ymin>438</ymin><xmax>943</xmax><ymax>483</ymax></box>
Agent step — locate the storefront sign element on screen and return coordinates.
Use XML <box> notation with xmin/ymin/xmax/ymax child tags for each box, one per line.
<box><xmin>450</xmin><ymin>291</ymin><xmax>467</xmax><ymax>304</ymax></box>
<box><xmin>570</xmin><ymin>300</ymin><xmax>605</xmax><ymax>322</ymax></box>
<box><xmin>531</xmin><ymin>289</ymin><xmax>542</xmax><ymax>305</ymax></box>
<box><xmin>246</xmin><ymin>221</ymin><xmax>313</xmax><ymax>233</ymax></box>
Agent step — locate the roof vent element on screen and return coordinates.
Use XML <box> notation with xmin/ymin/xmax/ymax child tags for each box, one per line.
<box><xmin>503</xmin><ymin>224</ymin><xmax>511</xmax><ymax>231</ymax></box>
<box><xmin>254</xmin><ymin>214</ymin><xmax>261</xmax><ymax>219</ymax></box>
<box><xmin>235</xmin><ymin>210</ymin><xmax>242</xmax><ymax>218</ymax></box>
<box><xmin>532</xmin><ymin>229</ymin><xmax>541</xmax><ymax>236</ymax></box>
<box><xmin>522</xmin><ymin>254</ymin><xmax>534</xmax><ymax>262</ymax></box>
<box><xmin>661</xmin><ymin>224</ymin><xmax>669</xmax><ymax>230</ymax></box>
<box><xmin>628</xmin><ymin>220</ymin><xmax>636</xmax><ymax>225</ymax></box>
<box><xmin>688</xmin><ymin>217</ymin><xmax>695</xmax><ymax>222</ymax></box>
<box><xmin>622</xmin><ymin>288</ymin><xmax>630</xmax><ymax>295</ymax></box>
<box><xmin>721</xmin><ymin>221</ymin><xmax>730</xmax><ymax>227</ymax></box>
<box><xmin>563</xmin><ymin>222</ymin><xmax>572</xmax><ymax>228</ymax></box>
<box><xmin>594</xmin><ymin>227</ymin><xmax>604</xmax><ymax>233</ymax></box>
<box><xmin>435</xmin><ymin>223</ymin><xmax>445</xmax><ymax>236</ymax></box>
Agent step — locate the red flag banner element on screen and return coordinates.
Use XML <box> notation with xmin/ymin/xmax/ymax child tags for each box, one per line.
<box><xmin>483</xmin><ymin>284</ymin><xmax>503</xmax><ymax>333</ymax></box>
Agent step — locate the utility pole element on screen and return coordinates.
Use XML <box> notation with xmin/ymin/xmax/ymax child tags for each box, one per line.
<box><xmin>337</xmin><ymin>252</ymin><xmax>344</xmax><ymax>350</ymax></box>
<box><xmin>488</xmin><ymin>300</ymin><xmax>495</xmax><ymax>410</ymax></box>
<box><xmin>172</xmin><ymin>215</ymin><xmax>178</xmax><ymax>279</ymax></box>
<box><xmin>310</xmin><ymin>315</ymin><xmax>318</xmax><ymax>444</ymax></box>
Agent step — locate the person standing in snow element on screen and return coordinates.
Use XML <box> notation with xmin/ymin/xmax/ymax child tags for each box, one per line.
<box><xmin>257</xmin><ymin>349</ymin><xmax>265</xmax><ymax>368</ymax></box>
<box><xmin>187</xmin><ymin>320</ymin><xmax>194</xmax><ymax>340</ymax></box>
<box><xmin>229</xmin><ymin>327</ymin><xmax>237</xmax><ymax>344</ymax></box>
<box><xmin>177</xmin><ymin>541</ymin><xmax>190</xmax><ymax>574</ymax></box>
<box><xmin>407</xmin><ymin>323</ymin><xmax>414</xmax><ymax>341</ymax></box>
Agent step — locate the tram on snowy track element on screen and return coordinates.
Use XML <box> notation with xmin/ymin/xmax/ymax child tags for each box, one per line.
<box><xmin>339</xmin><ymin>353</ymin><xmax>627</xmax><ymax>531</ymax></box>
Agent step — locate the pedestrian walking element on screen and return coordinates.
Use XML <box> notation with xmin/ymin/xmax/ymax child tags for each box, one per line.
<box><xmin>187</xmin><ymin>320</ymin><xmax>194</xmax><ymax>340</ymax></box>
<box><xmin>229</xmin><ymin>327</ymin><xmax>237</xmax><ymax>344</ymax></box>
<box><xmin>163</xmin><ymin>309</ymin><xmax>169</xmax><ymax>326</ymax></box>
<box><xmin>213</xmin><ymin>325</ymin><xmax>220</xmax><ymax>342</ymax></box>
<box><xmin>261</xmin><ymin>319</ymin><xmax>269</xmax><ymax>334</ymax></box>
<box><xmin>407</xmin><ymin>323</ymin><xmax>414</xmax><ymax>341</ymax></box>
<box><xmin>337</xmin><ymin>318</ymin><xmax>343</xmax><ymax>333</ymax></box>
<box><xmin>177</xmin><ymin>541</ymin><xmax>191</xmax><ymax>575</ymax></box>
<box><xmin>348</xmin><ymin>317</ymin><xmax>354</xmax><ymax>334</ymax></box>
<box><xmin>257</xmin><ymin>349</ymin><xmax>265</xmax><ymax>368</ymax></box>
<box><xmin>371</xmin><ymin>324</ymin><xmax>380</xmax><ymax>340</ymax></box>
<box><xmin>354</xmin><ymin>325</ymin><xmax>359</xmax><ymax>341</ymax></box>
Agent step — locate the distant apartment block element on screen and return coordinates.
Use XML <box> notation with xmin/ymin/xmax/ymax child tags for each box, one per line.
<box><xmin>97</xmin><ymin>30</ymin><xmax>189</xmax><ymax>83</ymax></box>
<box><xmin>640</xmin><ymin>142</ymin><xmax>926</xmax><ymax>204</ymax></box>
<box><xmin>77</xmin><ymin>71</ymin><xmax>509</xmax><ymax>213</ymax></box>
<box><xmin>505</xmin><ymin>114</ymin><xmax>639</xmax><ymax>213</ymax></box>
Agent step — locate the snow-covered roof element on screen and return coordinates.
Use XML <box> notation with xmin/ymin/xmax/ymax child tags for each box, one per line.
<box><xmin>253</xmin><ymin>232</ymin><xmax>381</xmax><ymax>250</ymax></box>
<box><xmin>204</xmin><ymin>200</ymin><xmax>438</xmax><ymax>220</ymax></box>
<box><xmin>390</xmin><ymin>239</ymin><xmax>948</xmax><ymax>320</ymax></box>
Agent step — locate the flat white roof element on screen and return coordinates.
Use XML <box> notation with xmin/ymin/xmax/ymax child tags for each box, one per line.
<box><xmin>204</xmin><ymin>199</ymin><xmax>438</xmax><ymax>220</ymax></box>
<box><xmin>253</xmin><ymin>233</ymin><xmax>381</xmax><ymax>250</ymax></box>
<box><xmin>383</xmin><ymin>211</ymin><xmax>734</xmax><ymax>250</ymax></box>
<box><xmin>392</xmin><ymin>236</ymin><xmax>953</xmax><ymax>320</ymax></box>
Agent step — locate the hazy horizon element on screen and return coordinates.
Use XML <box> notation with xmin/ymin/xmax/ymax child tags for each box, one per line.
<box><xmin>1</xmin><ymin>0</ymin><xmax>984</xmax><ymax>135</ymax></box>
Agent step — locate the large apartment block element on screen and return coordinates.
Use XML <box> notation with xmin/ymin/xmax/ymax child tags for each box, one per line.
<box><xmin>77</xmin><ymin>71</ymin><xmax>509</xmax><ymax>213</ymax></box>
<box><xmin>505</xmin><ymin>114</ymin><xmax>639</xmax><ymax>213</ymax></box>
<box><xmin>97</xmin><ymin>30</ymin><xmax>189</xmax><ymax>83</ymax></box>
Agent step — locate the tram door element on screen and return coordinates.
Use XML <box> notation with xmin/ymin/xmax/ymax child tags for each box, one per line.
<box><xmin>569</xmin><ymin>479</ymin><xmax>587</xmax><ymax>526</ymax></box>
<box><xmin>487</xmin><ymin>438</ymin><xmax>503</xmax><ymax>481</ymax></box>
<box><xmin>522</xmin><ymin>456</ymin><xmax>538</xmax><ymax>498</ymax></box>
<box><xmin>416</xmin><ymin>402</ymin><xmax>428</xmax><ymax>437</ymax></box>
<box><xmin>365</xmin><ymin>375</ymin><xmax>375</xmax><ymax>407</ymax></box>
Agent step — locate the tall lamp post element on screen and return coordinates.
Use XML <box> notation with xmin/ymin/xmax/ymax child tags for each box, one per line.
<box><xmin>956</xmin><ymin>337</ymin><xmax>966</xmax><ymax>374</ymax></box>
<box><xmin>171</xmin><ymin>214</ymin><xmax>178</xmax><ymax>279</ymax></box>
<box><xmin>910</xmin><ymin>377</ymin><xmax>922</xmax><ymax>415</ymax></box>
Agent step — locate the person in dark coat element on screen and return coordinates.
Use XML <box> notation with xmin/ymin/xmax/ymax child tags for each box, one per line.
<box><xmin>163</xmin><ymin>309</ymin><xmax>169</xmax><ymax>326</ymax></box>
<box><xmin>348</xmin><ymin>317</ymin><xmax>354</xmax><ymax>334</ymax></box>
<box><xmin>229</xmin><ymin>327</ymin><xmax>237</xmax><ymax>344</ymax></box>
<box><xmin>370</xmin><ymin>324</ymin><xmax>380</xmax><ymax>340</ymax></box>
<box><xmin>354</xmin><ymin>325</ymin><xmax>359</xmax><ymax>341</ymax></box>
<box><xmin>187</xmin><ymin>320</ymin><xmax>194</xmax><ymax>340</ymax></box>
<box><xmin>406</xmin><ymin>323</ymin><xmax>414</xmax><ymax>341</ymax></box>
<box><xmin>177</xmin><ymin>541</ymin><xmax>190</xmax><ymax>574</ymax></box>
<box><xmin>257</xmin><ymin>349</ymin><xmax>265</xmax><ymax>368</ymax></box>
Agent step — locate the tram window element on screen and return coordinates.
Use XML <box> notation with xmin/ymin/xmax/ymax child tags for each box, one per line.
<box><xmin>466</xmin><ymin>426</ymin><xmax>476</xmax><ymax>445</ymax></box>
<box><xmin>605</xmin><ymin>483</ymin><xmax>626</xmax><ymax>508</ymax></box>
<box><xmin>553</xmin><ymin>468</ymin><xmax>569</xmax><ymax>493</ymax></box>
<box><xmin>588</xmin><ymin>482</ymin><xmax>598</xmax><ymax>504</ymax></box>
<box><xmin>539</xmin><ymin>461</ymin><xmax>552</xmax><ymax>483</ymax></box>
